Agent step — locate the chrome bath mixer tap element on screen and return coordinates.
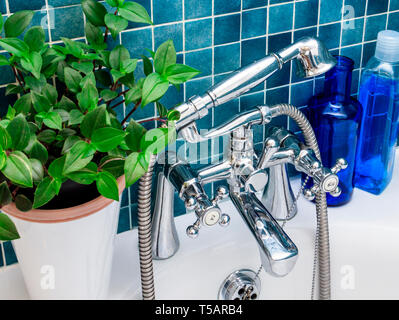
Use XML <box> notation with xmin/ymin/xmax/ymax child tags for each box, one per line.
<box><xmin>150</xmin><ymin>37</ymin><xmax>345</xmax><ymax>279</ymax></box>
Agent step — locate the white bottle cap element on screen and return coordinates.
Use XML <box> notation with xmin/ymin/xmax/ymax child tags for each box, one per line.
<box><xmin>375</xmin><ymin>30</ymin><xmax>399</xmax><ymax>63</ymax></box>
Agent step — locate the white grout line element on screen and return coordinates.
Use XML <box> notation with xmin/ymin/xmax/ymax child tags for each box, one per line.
<box><xmin>0</xmin><ymin>242</ymin><xmax>5</xmax><ymax>268</ymax></box>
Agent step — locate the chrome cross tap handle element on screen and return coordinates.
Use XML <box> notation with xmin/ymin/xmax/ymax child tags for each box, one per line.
<box><xmin>186</xmin><ymin>185</ymin><xmax>231</xmax><ymax>238</ymax></box>
<box><xmin>302</xmin><ymin>158</ymin><xmax>348</xmax><ymax>201</ymax></box>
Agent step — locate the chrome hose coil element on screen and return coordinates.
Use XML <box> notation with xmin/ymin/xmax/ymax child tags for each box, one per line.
<box><xmin>270</xmin><ymin>103</ymin><xmax>331</xmax><ymax>300</ymax></box>
<box><xmin>137</xmin><ymin>154</ymin><xmax>157</xmax><ymax>300</ymax></box>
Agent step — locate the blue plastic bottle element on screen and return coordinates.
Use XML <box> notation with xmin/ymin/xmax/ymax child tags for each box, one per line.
<box><xmin>303</xmin><ymin>56</ymin><xmax>362</xmax><ymax>206</ymax></box>
<box><xmin>354</xmin><ymin>30</ymin><xmax>399</xmax><ymax>195</ymax></box>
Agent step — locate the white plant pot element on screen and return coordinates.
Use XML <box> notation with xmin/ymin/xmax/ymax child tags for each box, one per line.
<box><xmin>2</xmin><ymin>177</ymin><xmax>125</xmax><ymax>300</ymax></box>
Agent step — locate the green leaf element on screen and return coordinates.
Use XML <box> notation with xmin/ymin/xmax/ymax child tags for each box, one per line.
<box><xmin>100</xmin><ymin>89</ymin><xmax>118</xmax><ymax>102</ymax></box>
<box><xmin>0</xmin><ymin>38</ymin><xmax>29</xmax><ymax>58</ymax></box>
<box><xmin>140</xmin><ymin>127</ymin><xmax>175</xmax><ymax>155</ymax></box>
<box><xmin>48</xmin><ymin>156</ymin><xmax>66</xmax><ymax>179</ymax></box>
<box><xmin>57</xmin><ymin>95</ymin><xmax>76</xmax><ymax>111</ymax></box>
<box><xmin>5</xmin><ymin>84</ymin><xmax>23</xmax><ymax>96</ymax></box>
<box><xmin>0</xmin><ymin>125</ymin><xmax>12</xmax><ymax>150</ymax></box>
<box><xmin>77</xmin><ymin>81</ymin><xmax>99</xmax><ymax>111</ymax></box>
<box><xmin>33</xmin><ymin>177</ymin><xmax>60</xmax><ymax>209</ymax></box>
<box><xmin>154</xmin><ymin>40</ymin><xmax>176</xmax><ymax>75</ymax></box>
<box><xmin>63</xmin><ymin>141</ymin><xmax>95</xmax><ymax>175</ymax></box>
<box><xmin>30</xmin><ymin>158</ymin><xmax>44</xmax><ymax>183</ymax></box>
<box><xmin>100</xmin><ymin>156</ymin><xmax>124</xmax><ymax>178</ymax></box>
<box><xmin>4</xmin><ymin>10</ymin><xmax>34</xmax><ymax>38</ymax></box>
<box><xmin>125</xmin><ymin>85</ymin><xmax>141</xmax><ymax>105</ymax></box>
<box><xmin>25</xmin><ymin>75</ymin><xmax>47</xmax><ymax>92</ymax></box>
<box><xmin>42</xmin><ymin>84</ymin><xmax>58</xmax><ymax>105</ymax></box>
<box><xmin>109</xmin><ymin>45</ymin><xmax>130</xmax><ymax>70</ymax></box>
<box><xmin>0</xmin><ymin>15</ymin><xmax>3</xmax><ymax>33</ymax></box>
<box><xmin>21</xmin><ymin>52</ymin><xmax>43</xmax><ymax>79</ymax></box>
<box><xmin>66</xmin><ymin>162</ymin><xmax>97</xmax><ymax>185</ymax></box>
<box><xmin>64</xmin><ymin>67</ymin><xmax>83</xmax><ymax>93</ymax></box>
<box><xmin>110</xmin><ymin>69</ymin><xmax>125</xmax><ymax>82</ymax></box>
<box><xmin>105</xmin><ymin>13</ymin><xmax>128</xmax><ymax>39</ymax></box>
<box><xmin>142</xmin><ymin>55</ymin><xmax>153</xmax><ymax>76</ymax></box>
<box><xmin>42</xmin><ymin>112</ymin><xmax>63</xmax><ymax>130</ymax></box>
<box><xmin>119</xmin><ymin>2</ymin><xmax>152</xmax><ymax>25</ymax></box>
<box><xmin>31</xmin><ymin>92</ymin><xmax>52</xmax><ymax>113</ymax></box>
<box><xmin>0</xmin><ymin>182</ymin><xmax>12</xmax><ymax>207</ymax></box>
<box><xmin>96</xmin><ymin>171</ymin><xmax>119</xmax><ymax>201</ymax></box>
<box><xmin>6</xmin><ymin>114</ymin><xmax>31</xmax><ymax>150</ymax></box>
<box><xmin>0</xmin><ymin>150</ymin><xmax>6</xmax><ymax>170</ymax></box>
<box><xmin>141</xmin><ymin>72</ymin><xmax>169</xmax><ymax>107</ymax></box>
<box><xmin>37</xmin><ymin>129</ymin><xmax>56</xmax><ymax>144</ymax></box>
<box><xmin>24</xmin><ymin>26</ymin><xmax>46</xmax><ymax>52</ymax></box>
<box><xmin>0</xmin><ymin>212</ymin><xmax>20</xmax><ymax>241</ymax></box>
<box><xmin>0</xmin><ymin>54</ymin><xmax>10</xmax><ymax>66</ymax></box>
<box><xmin>61</xmin><ymin>136</ymin><xmax>80</xmax><ymax>155</ymax></box>
<box><xmin>91</xmin><ymin>127</ymin><xmax>127</xmax><ymax>152</ymax></box>
<box><xmin>85</xmin><ymin>22</ymin><xmax>107</xmax><ymax>50</ymax></box>
<box><xmin>81</xmin><ymin>105</ymin><xmax>110</xmax><ymax>138</ymax></box>
<box><xmin>28</xmin><ymin>140</ymin><xmax>48</xmax><ymax>164</ymax></box>
<box><xmin>1</xmin><ymin>151</ymin><xmax>33</xmax><ymax>188</ymax></box>
<box><xmin>165</xmin><ymin>64</ymin><xmax>201</xmax><ymax>84</ymax></box>
<box><xmin>124</xmin><ymin>152</ymin><xmax>148</xmax><ymax>187</ymax></box>
<box><xmin>156</xmin><ymin>102</ymin><xmax>168</xmax><ymax>118</ymax></box>
<box><xmin>106</xmin><ymin>0</ymin><xmax>119</xmax><ymax>7</ymax></box>
<box><xmin>82</xmin><ymin>0</ymin><xmax>107</xmax><ymax>27</ymax></box>
<box><xmin>125</xmin><ymin>120</ymin><xmax>147</xmax><ymax>152</ymax></box>
<box><xmin>13</xmin><ymin>93</ymin><xmax>32</xmax><ymax>114</ymax></box>
<box><xmin>71</xmin><ymin>61</ymin><xmax>94</xmax><ymax>75</ymax></box>
<box><xmin>15</xmin><ymin>194</ymin><xmax>33</xmax><ymax>212</ymax></box>
<box><xmin>69</xmin><ymin>109</ymin><xmax>84</xmax><ymax>126</ymax></box>
<box><xmin>121</xmin><ymin>59</ymin><xmax>137</xmax><ymax>74</ymax></box>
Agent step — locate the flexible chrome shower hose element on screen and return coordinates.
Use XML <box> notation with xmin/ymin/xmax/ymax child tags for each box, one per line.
<box><xmin>137</xmin><ymin>154</ymin><xmax>156</xmax><ymax>300</ymax></box>
<box><xmin>270</xmin><ymin>103</ymin><xmax>331</xmax><ymax>300</ymax></box>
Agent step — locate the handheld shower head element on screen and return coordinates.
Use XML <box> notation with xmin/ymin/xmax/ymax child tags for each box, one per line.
<box><xmin>277</xmin><ymin>37</ymin><xmax>337</xmax><ymax>78</ymax></box>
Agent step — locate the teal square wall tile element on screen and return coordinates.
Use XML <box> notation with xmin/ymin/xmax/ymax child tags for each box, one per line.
<box><xmin>185</xmin><ymin>76</ymin><xmax>212</xmax><ymax>102</ymax></box>
<box><xmin>270</xmin><ymin>0</ymin><xmax>294</xmax><ymax>3</ymax></box>
<box><xmin>240</xmin><ymin>91</ymin><xmax>264</xmax><ymax>111</ymax></box>
<box><xmin>320</xmin><ymin>0</ymin><xmax>343</xmax><ymax>24</ymax></box>
<box><xmin>361</xmin><ymin>41</ymin><xmax>376</xmax><ymax>67</ymax></box>
<box><xmin>50</xmin><ymin>6</ymin><xmax>84</xmax><ymax>41</ymax></box>
<box><xmin>290</xmin><ymin>80</ymin><xmax>314</xmax><ymax>107</ymax></box>
<box><xmin>48</xmin><ymin>0</ymin><xmax>81</xmax><ymax>6</ymax></box>
<box><xmin>243</xmin><ymin>0</ymin><xmax>267</xmax><ymax>9</ymax></box>
<box><xmin>214</xmin><ymin>43</ymin><xmax>240</xmax><ymax>74</ymax></box>
<box><xmin>117</xmin><ymin>207</ymin><xmax>131</xmax><ymax>233</ymax></box>
<box><xmin>388</xmin><ymin>12</ymin><xmax>399</xmax><ymax>32</ymax></box>
<box><xmin>154</xmin><ymin>23</ymin><xmax>183</xmax><ymax>52</ymax></box>
<box><xmin>9</xmin><ymin>0</ymin><xmax>45</xmax><ymax>12</ymax></box>
<box><xmin>214</xmin><ymin>0</ymin><xmax>240</xmax><ymax>15</ymax></box>
<box><xmin>266</xmin><ymin>85</ymin><xmax>289</xmax><ymax>105</ymax></box>
<box><xmin>22</xmin><ymin>10</ymin><xmax>50</xmax><ymax>42</ymax></box>
<box><xmin>130</xmin><ymin>204</ymin><xmax>139</xmax><ymax>228</ymax></box>
<box><xmin>341</xmin><ymin>17</ymin><xmax>364</xmax><ymax>46</ymax></box>
<box><xmin>185</xmin><ymin>19</ymin><xmax>212</xmax><ymax>51</ymax></box>
<box><xmin>268</xmin><ymin>3</ymin><xmax>293</xmax><ymax>34</ymax></box>
<box><xmin>295</xmin><ymin>0</ymin><xmax>319</xmax><ymax>29</ymax></box>
<box><xmin>0</xmin><ymin>0</ymin><xmax>6</xmax><ymax>14</ymax></box>
<box><xmin>391</xmin><ymin>0</ymin><xmax>399</xmax><ymax>10</ymax></box>
<box><xmin>173</xmin><ymin>192</ymin><xmax>186</xmax><ymax>216</ymax></box>
<box><xmin>186</xmin><ymin>48</ymin><xmax>212</xmax><ymax>77</ymax></box>
<box><xmin>0</xmin><ymin>54</ymin><xmax>16</xmax><ymax>86</ymax></box>
<box><xmin>132</xmin><ymin>101</ymin><xmax>155</xmax><ymax>120</ymax></box>
<box><xmin>318</xmin><ymin>22</ymin><xmax>341</xmax><ymax>49</ymax></box>
<box><xmin>185</xmin><ymin>0</ymin><xmax>212</xmax><ymax>19</ymax></box>
<box><xmin>214</xmin><ymin>14</ymin><xmax>241</xmax><ymax>45</ymax></box>
<box><xmin>0</xmin><ymin>247</ymin><xmax>3</xmax><ymax>267</ymax></box>
<box><xmin>242</xmin><ymin>8</ymin><xmax>267</xmax><ymax>39</ymax></box>
<box><xmin>121</xmin><ymin>189</ymin><xmax>129</xmax><ymax>208</ymax></box>
<box><xmin>3</xmin><ymin>242</ymin><xmax>17</xmax><ymax>265</ymax></box>
<box><xmin>344</xmin><ymin>0</ymin><xmax>366</xmax><ymax>18</ymax></box>
<box><xmin>365</xmin><ymin>14</ymin><xmax>387</xmax><ymax>41</ymax></box>
<box><xmin>241</xmin><ymin>37</ymin><xmax>266</xmax><ymax>66</ymax></box>
<box><xmin>367</xmin><ymin>0</ymin><xmax>389</xmax><ymax>15</ymax></box>
<box><xmin>122</xmin><ymin>28</ymin><xmax>152</xmax><ymax>59</ymax></box>
<box><xmin>294</xmin><ymin>27</ymin><xmax>317</xmax><ymax>41</ymax></box>
<box><xmin>153</xmin><ymin>0</ymin><xmax>182</xmax><ymax>24</ymax></box>
<box><xmin>268</xmin><ymin>32</ymin><xmax>291</xmax><ymax>54</ymax></box>
<box><xmin>252</xmin><ymin>122</ymin><xmax>264</xmax><ymax>144</ymax></box>
<box><xmin>159</xmin><ymin>84</ymin><xmax>184</xmax><ymax>109</ymax></box>
<box><xmin>341</xmin><ymin>44</ymin><xmax>362</xmax><ymax>69</ymax></box>
<box><xmin>213</xmin><ymin>99</ymin><xmax>239</xmax><ymax>126</ymax></box>
<box><xmin>266</xmin><ymin>62</ymin><xmax>290</xmax><ymax>88</ymax></box>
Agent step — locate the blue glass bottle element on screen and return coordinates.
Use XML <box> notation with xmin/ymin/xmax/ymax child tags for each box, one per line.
<box><xmin>303</xmin><ymin>56</ymin><xmax>362</xmax><ymax>206</ymax></box>
<box><xmin>354</xmin><ymin>30</ymin><xmax>399</xmax><ymax>195</ymax></box>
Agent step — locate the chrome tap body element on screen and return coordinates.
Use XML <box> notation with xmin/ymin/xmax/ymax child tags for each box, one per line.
<box><xmin>151</xmin><ymin>37</ymin><xmax>340</xmax><ymax>277</ymax></box>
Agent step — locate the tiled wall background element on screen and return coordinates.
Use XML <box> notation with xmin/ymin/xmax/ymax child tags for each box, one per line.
<box><xmin>0</xmin><ymin>0</ymin><xmax>398</xmax><ymax>267</ymax></box>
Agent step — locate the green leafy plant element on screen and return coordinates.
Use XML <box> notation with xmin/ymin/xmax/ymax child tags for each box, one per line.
<box><xmin>0</xmin><ymin>0</ymin><xmax>200</xmax><ymax>240</ymax></box>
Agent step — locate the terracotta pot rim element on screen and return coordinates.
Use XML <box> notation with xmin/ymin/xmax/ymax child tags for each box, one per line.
<box><xmin>2</xmin><ymin>176</ymin><xmax>126</xmax><ymax>224</ymax></box>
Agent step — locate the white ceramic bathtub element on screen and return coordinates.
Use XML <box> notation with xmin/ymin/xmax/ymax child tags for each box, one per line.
<box><xmin>1</xmin><ymin>156</ymin><xmax>399</xmax><ymax>300</ymax></box>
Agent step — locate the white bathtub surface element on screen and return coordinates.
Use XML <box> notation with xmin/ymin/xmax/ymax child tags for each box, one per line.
<box><xmin>1</xmin><ymin>154</ymin><xmax>399</xmax><ymax>300</ymax></box>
